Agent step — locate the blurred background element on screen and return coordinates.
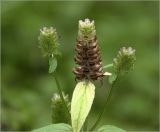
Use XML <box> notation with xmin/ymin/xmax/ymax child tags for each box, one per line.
<box><xmin>1</xmin><ymin>1</ymin><xmax>159</xmax><ymax>131</ymax></box>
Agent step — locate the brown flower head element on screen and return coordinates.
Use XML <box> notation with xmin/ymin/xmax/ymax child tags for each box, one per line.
<box><xmin>73</xmin><ymin>19</ymin><xmax>105</xmax><ymax>81</ymax></box>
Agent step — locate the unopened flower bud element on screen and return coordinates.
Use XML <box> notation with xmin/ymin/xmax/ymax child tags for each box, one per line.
<box><xmin>78</xmin><ymin>19</ymin><xmax>96</xmax><ymax>40</ymax></box>
<box><xmin>38</xmin><ymin>27</ymin><xmax>60</xmax><ymax>57</ymax></box>
<box><xmin>113</xmin><ymin>47</ymin><xmax>136</xmax><ymax>74</ymax></box>
<box><xmin>51</xmin><ymin>93</ymin><xmax>70</xmax><ymax>124</ymax></box>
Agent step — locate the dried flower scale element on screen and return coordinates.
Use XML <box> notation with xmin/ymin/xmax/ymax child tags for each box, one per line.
<box><xmin>73</xmin><ymin>19</ymin><xmax>105</xmax><ymax>81</ymax></box>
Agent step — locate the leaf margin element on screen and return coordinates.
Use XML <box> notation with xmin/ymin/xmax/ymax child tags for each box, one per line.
<box><xmin>98</xmin><ymin>125</ymin><xmax>126</xmax><ymax>132</ymax></box>
<box><xmin>32</xmin><ymin>123</ymin><xmax>72</xmax><ymax>132</ymax></box>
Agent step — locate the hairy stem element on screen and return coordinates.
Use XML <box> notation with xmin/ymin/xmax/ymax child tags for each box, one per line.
<box><xmin>90</xmin><ymin>75</ymin><xmax>119</xmax><ymax>131</ymax></box>
<box><xmin>54</xmin><ymin>72</ymin><xmax>70</xmax><ymax>120</ymax></box>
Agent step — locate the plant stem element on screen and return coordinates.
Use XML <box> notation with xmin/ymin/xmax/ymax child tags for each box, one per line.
<box><xmin>103</xmin><ymin>63</ymin><xmax>113</xmax><ymax>69</ymax></box>
<box><xmin>90</xmin><ymin>75</ymin><xmax>119</xmax><ymax>131</ymax></box>
<box><xmin>54</xmin><ymin>72</ymin><xmax>70</xmax><ymax>119</ymax></box>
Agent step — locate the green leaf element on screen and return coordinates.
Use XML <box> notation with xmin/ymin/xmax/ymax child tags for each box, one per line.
<box><xmin>32</xmin><ymin>123</ymin><xmax>72</xmax><ymax>132</ymax></box>
<box><xmin>49</xmin><ymin>56</ymin><xmax>57</xmax><ymax>74</ymax></box>
<box><xmin>98</xmin><ymin>125</ymin><xmax>126</xmax><ymax>132</ymax></box>
<box><xmin>71</xmin><ymin>81</ymin><xmax>95</xmax><ymax>132</ymax></box>
<box><xmin>51</xmin><ymin>93</ymin><xmax>70</xmax><ymax>124</ymax></box>
<box><xmin>108</xmin><ymin>73</ymin><xmax>117</xmax><ymax>84</ymax></box>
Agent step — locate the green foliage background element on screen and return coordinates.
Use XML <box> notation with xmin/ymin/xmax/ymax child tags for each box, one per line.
<box><xmin>1</xmin><ymin>1</ymin><xmax>159</xmax><ymax>131</ymax></box>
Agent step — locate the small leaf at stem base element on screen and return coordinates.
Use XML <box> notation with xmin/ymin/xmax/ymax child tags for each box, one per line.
<box><xmin>49</xmin><ymin>56</ymin><xmax>57</xmax><ymax>74</ymax></box>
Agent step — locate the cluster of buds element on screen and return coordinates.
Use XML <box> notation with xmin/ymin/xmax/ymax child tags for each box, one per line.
<box><xmin>78</xmin><ymin>19</ymin><xmax>96</xmax><ymax>40</ymax></box>
<box><xmin>51</xmin><ymin>93</ymin><xmax>70</xmax><ymax>124</ymax></box>
<box><xmin>113</xmin><ymin>47</ymin><xmax>136</xmax><ymax>74</ymax></box>
<box><xmin>38</xmin><ymin>27</ymin><xmax>60</xmax><ymax>57</ymax></box>
<box><xmin>73</xmin><ymin>19</ymin><xmax>105</xmax><ymax>81</ymax></box>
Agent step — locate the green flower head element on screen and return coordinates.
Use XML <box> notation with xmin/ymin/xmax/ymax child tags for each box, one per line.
<box><xmin>113</xmin><ymin>47</ymin><xmax>136</xmax><ymax>74</ymax></box>
<box><xmin>38</xmin><ymin>27</ymin><xmax>60</xmax><ymax>57</ymax></box>
<box><xmin>78</xmin><ymin>18</ymin><xmax>96</xmax><ymax>40</ymax></box>
<box><xmin>51</xmin><ymin>93</ymin><xmax>70</xmax><ymax>124</ymax></box>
